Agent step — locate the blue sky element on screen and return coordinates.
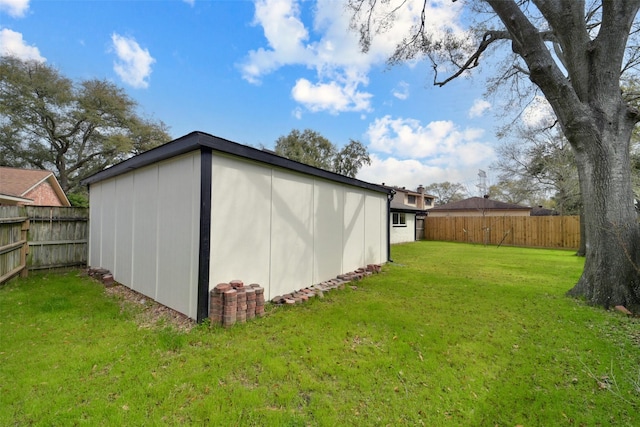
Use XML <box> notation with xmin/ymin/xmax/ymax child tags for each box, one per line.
<box><xmin>0</xmin><ymin>0</ymin><xmax>512</xmax><ymax>192</ymax></box>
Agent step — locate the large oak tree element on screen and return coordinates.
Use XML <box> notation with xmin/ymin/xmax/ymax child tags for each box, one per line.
<box><xmin>0</xmin><ymin>56</ymin><xmax>171</xmax><ymax>194</ymax></box>
<box><xmin>274</xmin><ymin>128</ymin><xmax>371</xmax><ymax>178</ymax></box>
<box><xmin>350</xmin><ymin>0</ymin><xmax>640</xmax><ymax>311</ymax></box>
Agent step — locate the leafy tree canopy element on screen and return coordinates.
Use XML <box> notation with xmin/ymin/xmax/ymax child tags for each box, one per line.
<box><xmin>274</xmin><ymin>129</ymin><xmax>371</xmax><ymax>178</ymax></box>
<box><xmin>0</xmin><ymin>56</ymin><xmax>171</xmax><ymax>194</ymax></box>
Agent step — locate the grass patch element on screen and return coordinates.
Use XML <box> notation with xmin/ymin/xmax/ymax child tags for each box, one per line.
<box><xmin>1</xmin><ymin>242</ymin><xmax>639</xmax><ymax>426</ymax></box>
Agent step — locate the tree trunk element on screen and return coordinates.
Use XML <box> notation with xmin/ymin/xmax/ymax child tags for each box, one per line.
<box><xmin>567</xmin><ymin>126</ymin><xmax>640</xmax><ymax>312</ymax></box>
<box><xmin>576</xmin><ymin>209</ymin><xmax>586</xmax><ymax>257</ymax></box>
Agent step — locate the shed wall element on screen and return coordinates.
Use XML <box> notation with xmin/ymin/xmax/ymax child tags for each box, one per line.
<box><xmin>209</xmin><ymin>154</ymin><xmax>387</xmax><ymax>300</ymax></box>
<box><xmin>89</xmin><ymin>152</ymin><xmax>201</xmax><ymax>319</ymax></box>
<box><xmin>89</xmin><ymin>149</ymin><xmax>388</xmax><ymax>319</ymax></box>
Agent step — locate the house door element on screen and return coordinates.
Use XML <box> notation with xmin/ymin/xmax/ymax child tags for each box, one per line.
<box><xmin>415</xmin><ymin>216</ymin><xmax>425</xmax><ymax>240</ymax></box>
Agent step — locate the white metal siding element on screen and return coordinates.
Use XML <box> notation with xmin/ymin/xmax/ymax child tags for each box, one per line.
<box><xmin>208</xmin><ymin>154</ymin><xmax>388</xmax><ymax>300</ymax></box>
<box><xmin>114</xmin><ymin>173</ymin><xmax>134</xmax><ymax>286</ymax></box>
<box><xmin>364</xmin><ymin>194</ymin><xmax>384</xmax><ymax>264</ymax></box>
<box><xmin>89</xmin><ymin>152</ymin><xmax>201</xmax><ymax>319</ymax></box>
<box><xmin>100</xmin><ymin>179</ymin><xmax>117</xmax><ymax>271</ymax></box>
<box><xmin>210</xmin><ymin>155</ymin><xmax>272</xmax><ymax>290</ymax></box>
<box><xmin>88</xmin><ymin>184</ymin><xmax>102</xmax><ymax>268</ymax></box>
<box><xmin>155</xmin><ymin>155</ymin><xmax>201</xmax><ymax>318</ymax></box>
<box><xmin>343</xmin><ymin>189</ymin><xmax>366</xmax><ymax>272</ymax></box>
<box><xmin>270</xmin><ymin>170</ymin><xmax>314</xmax><ymax>297</ymax></box>
<box><xmin>131</xmin><ymin>165</ymin><xmax>159</xmax><ymax>299</ymax></box>
<box><xmin>313</xmin><ymin>181</ymin><xmax>344</xmax><ymax>284</ymax></box>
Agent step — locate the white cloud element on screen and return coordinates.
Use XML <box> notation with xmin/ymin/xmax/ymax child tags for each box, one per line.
<box><xmin>357</xmin><ymin>115</ymin><xmax>495</xmax><ymax>188</ymax></box>
<box><xmin>392</xmin><ymin>81</ymin><xmax>410</xmax><ymax>100</ymax></box>
<box><xmin>468</xmin><ymin>99</ymin><xmax>491</xmax><ymax>118</ymax></box>
<box><xmin>357</xmin><ymin>154</ymin><xmax>476</xmax><ymax>189</ymax></box>
<box><xmin>111</xmin><ymin>33</ymin><xmax>155</xmax><ymax>89</ymax></box>
<box><xmin>183</xmin><ymin>0</ymin><xmax>195</xmax><ymax>6</ymax></box>
<box><xmin>291</xmin><ymin>71</ymin><xmax>373</xmax><ymax>114</ymax></box>
<box><xmin>0</xmin><ymin>28</ymin><xmax>45</xmax><ymax>62</ymax></box>
<box><xmin>240</xmin><ymin>0</ymin><xmax>312</xmax><ymax>84</ymax></box>
<box><xmin>522</xmin><ymin>95</ymin><xmax>556</xmax><ymax>129</ymax></box>
<box><xmin>241</xmin><ymin>0</ymin><xmax>467</xmax><ymax>114</ymax></box>
<box><xmin>0</xmin><ymin>0</ymin><xmax>29</xmax><ymax>18</ymax></box>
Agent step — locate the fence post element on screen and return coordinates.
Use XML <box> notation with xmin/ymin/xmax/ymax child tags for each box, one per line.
<box><xmin>19</xmin><ymin>218</ymin><xmax>29</xmax><ymax>278</ymax></box>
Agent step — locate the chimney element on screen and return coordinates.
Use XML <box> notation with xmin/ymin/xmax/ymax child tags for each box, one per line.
<box><xmin>417</xmin><ymin>185</ymin><xmax>425</xmax><ymax>210</ymax></box>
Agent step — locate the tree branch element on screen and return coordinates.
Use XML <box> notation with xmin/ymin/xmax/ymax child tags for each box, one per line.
<box><xmin>433</xmin><ymin>30</ymin><xmax>510</xmax><ymax>87</ymax></box>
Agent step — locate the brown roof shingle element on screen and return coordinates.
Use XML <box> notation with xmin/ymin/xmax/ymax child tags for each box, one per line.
<box><xmin>0</xmin><ymin>166</ymin><xmax>53</xmax><ymax>197</ymax></box>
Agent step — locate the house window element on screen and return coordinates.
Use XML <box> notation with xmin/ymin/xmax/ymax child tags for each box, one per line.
<box><xmin>424</xmin><ymin>197</ymin><xmax>433</xmax><ymax>206</ymax></box>
<box><xmin>392</xmin><ymin>212</ymin><xmax>406</xmax><ymax>227</ymax></box>
<box><xmin>407</xmin><ymin>195</ymin><xmax>417</xmax><ymax>205</ymax></box>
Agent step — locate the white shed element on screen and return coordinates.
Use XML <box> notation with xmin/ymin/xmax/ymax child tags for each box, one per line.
<box><xmin>82</xmin><ymin>132</ymin><xmax>391</xmax><ymax>322</ymax></box>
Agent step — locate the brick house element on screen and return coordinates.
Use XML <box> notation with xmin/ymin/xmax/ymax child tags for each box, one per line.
<box><xmin>0</xmin><ymin>167</ymin><xmax>70</xmax><ymax>206</ymax></box>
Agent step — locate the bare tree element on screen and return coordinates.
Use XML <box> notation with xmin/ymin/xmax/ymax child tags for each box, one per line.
<box><xmin>349</xmin><ymin>1</ymin><xmax>640</xmax><ymax>311</ymax></box>
<box><xmin>492</xmin><ymin>126</ymin><xmax>581</xmax><ymax>216</ymax></box>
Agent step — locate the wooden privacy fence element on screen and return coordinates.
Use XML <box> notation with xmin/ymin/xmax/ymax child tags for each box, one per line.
<box><xmin>424</xmin><ymin>215</ymin><xmax>581</xmax><ymax>249</ymax></box>
<box><xmin>0</xmin><ymin>206</ymin><xmax>88</xmax><ymax>284</ymax></box>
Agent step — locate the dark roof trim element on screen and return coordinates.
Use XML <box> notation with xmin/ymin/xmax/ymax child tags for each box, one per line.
<box><xmin>82</xmin><ymin>131</ymin><xmax>391</xmax><ymax>195</ymax></box>
<box><xmin>391</xmin><ymin>207</ymin><xmax>428</xmax><ymax>214</ymax></box>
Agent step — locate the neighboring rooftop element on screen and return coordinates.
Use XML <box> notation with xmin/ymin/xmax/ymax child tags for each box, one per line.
<box><xmin>430</xmin><ymin>196</ymin><xmax>531</xmax><ymax>212</ymax></box>
<box><xmin>390</xmin><ymin>198</ymin><xmax>428</xmax><ymax>213</ymax></box>
<box><xmin>530</xmin><ymin>206</ymin><xmax>560</xmax><ymax>216</ymax></box>
<box><xmin>0</xmin><ymin>166</ymin><xmax>70</xmax><ymax>206</ymax></box>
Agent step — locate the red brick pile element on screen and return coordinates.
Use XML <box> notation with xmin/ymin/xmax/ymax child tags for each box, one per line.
<box><xmin>88</xmin><ymin>268</ymin><xmax>115</xmax><ymax>286</ymax></box>
<box><xmin>209</xmin><ymin>280</ymin><xmax>266</xmax><ymax>327</ymax></box>
<box><xmin>270</xmin><ymin>264</ymin><xmax>382</xmax><ymax>305</ymax></box>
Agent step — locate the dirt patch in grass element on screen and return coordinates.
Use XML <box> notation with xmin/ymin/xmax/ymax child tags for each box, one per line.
<box><xmin>103</xmin><ymin>283</ymin><xmax>195</xmax><ymax>332</ymax></box>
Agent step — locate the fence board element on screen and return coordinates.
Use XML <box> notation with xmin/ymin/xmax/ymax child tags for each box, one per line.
<box><xmin>0</xmin><ymin>206</ymin><xmax>28</xmax><ymax>283</ymax></box>
<box><xmin>425</xmin><ymin>215</ymin><xmax>581</xmax><ymax>249</ymax></box>
<box><xmin>25</xmin><ymin>207</ymin><xmax>88</xmax><ymax>270</ymax></box>
<box><xmin>0</xmin><ymin>206</ymin><xmax>88</xmax><ymax>284</ymax></box>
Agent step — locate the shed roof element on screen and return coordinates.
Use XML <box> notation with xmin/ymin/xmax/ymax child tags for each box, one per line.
<box><xmin>0</xmin><ymin>166</ymin><xmax>70</xmax><ymax>206</ymax></box>
<box><xmin>429</xmin><ymin>196</ymin><xmax>531</xmax><ymax>212</ymax></box>
<box><xmin>82</xmin><ymin>131</ymin><xmax>391</xmax><ymax>195</ymax></box>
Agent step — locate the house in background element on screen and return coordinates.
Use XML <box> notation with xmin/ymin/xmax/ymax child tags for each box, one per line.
<box><xmin>83</xmin><ymin>131</ymin><xmax>391</xmax><ymax>322</ymax></box>
<box><xmin>0</xmin><ymin>167</ymin><xmax>70</xmax><ymax>206</ymax></box>
<box><xmin>428</xmin><ymin>196</ymin><xmax>531</xmax><ymax>217</ymax></box>
<box><xmin>530</xmin><ymin>205</ymin><xmax>560</xmax><ymax>216</ymax></box>
<box><xmin>387</xmin><ymin>185</ymin><xmax>435</xmax><ymax>243</ymax></box>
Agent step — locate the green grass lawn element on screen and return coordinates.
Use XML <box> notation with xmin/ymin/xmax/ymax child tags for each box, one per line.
<box><xmin>1</xmin><ymin>241</ymin><xmax>639</xmax><ymax>426</ymax></box>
